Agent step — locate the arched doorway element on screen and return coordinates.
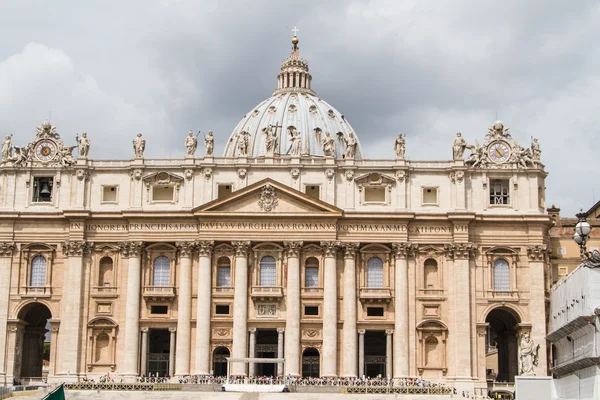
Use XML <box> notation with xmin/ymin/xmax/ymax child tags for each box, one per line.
<box><xmin>485</xmin><ymin>308</ymin><xmax>520</xmax><ymax>382</ymax></box>
<box><xmin>212</xmin><ymin>347</ymin><xmax>230</xmax><ymax>377</ymax></box>
<box><xmin>16</xmin><ymin>303</ymin><xmax>52</xmax><ymax>382</ymax></box>
<box><xmin>301</xmin><ymin>348</ymin><xmax>320</xmax><ymax>377</ymax></box>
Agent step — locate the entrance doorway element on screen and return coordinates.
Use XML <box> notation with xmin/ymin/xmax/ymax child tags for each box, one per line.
<box><xmin>147</xmin><ymin>329</ymin><xmax>170</xmax><ymax>377</ymax></box>
<box><xmin>365</xmin><ymin>330</ymin><xmax>386</xmax><ymax>378</ymax></box>
<box><xmin>302</xmin><ymin>348</ymin><xmax>320</xmax><ymax>377</ymax></box>
<box><xmin>485</xmin><ymin>308</ymin><xmax>520</xmax><ymax>382</ymax></box>
<box><xmin>255</xmin><ymin>329</ymin><xmax>277</xmax><ymax>376</ymax></box>
<box><xmin>213</xmin><ymin>347</ymin><xmax>230</xmax><ymax>376</ymax></box>
<box><xmin>17</xmin><ymin>303</ymin><xmax>52</xmax><ymax>381</ymax></box>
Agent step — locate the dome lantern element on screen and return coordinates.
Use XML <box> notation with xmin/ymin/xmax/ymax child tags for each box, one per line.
<box><xmin>273</xmin><ymin>30</ymin><xmax>315</xmax><ymax>96</ymax></box>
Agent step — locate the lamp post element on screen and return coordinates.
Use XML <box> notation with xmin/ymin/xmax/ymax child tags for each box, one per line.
<box><xmin>573</xmin><ymin>212</ymin><xmax>600</xmax><ymax>268</ymax></box>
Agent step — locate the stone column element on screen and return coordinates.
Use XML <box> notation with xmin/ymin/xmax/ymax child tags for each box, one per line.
<box><xmin>321</xmin><ymin>241</ymin><xmax>340</xmax><ymax>377</ymax></box>
<box><xmin>231</xmin><ymin>241</ymin><xmax>251</xmax><ymax>376</ymax></box>
<box><xmin>527</xmin><ymin>246</ymin><xmax>548</xmax><ymax>375</ymax></box>
<box><xmin>59</xmin><ymin>240</ymin><xmax>91</xmax><ymax>379</ymax></box>
<box><xmin>448</xmin><ymin>243</ymin><xmax>474</xmax><ymax>380</ymax></box>
<box><xmin>358</xmin><ymin>329</ymin><xmax>365</xmax><ymax>378</ymax></box>
<box><xmin>175</xmin><ymin>242</ymin><xmax>195</xmax><ymax>376</ymax></box>
<box><xmin>140</xmin><ymin>328</ymin><xmax>149</xmax><ymax>376</ymax></box>
<box><xmin>248</xmin><ymin>328</ymin><xmax>257</xmax><ymax>377</ymax></box>
<box><xmin>48</xmin><ymin>322</ymin><xmax>60</xmax><ymax>379</ymax></box>
<box><xmin>277</xmin><ymin>328</ymin><xmax>285</xmax><ymax>376</ymax></box>
<box><xmin>194</xmin><ymin>241</ymin><xmax>214</xmax><ymax>375</ymax></box>
<box><xmin>120</xmin><ymin>242</ymin><xmax>144</xmax><ymax>378</ymax></box>
<box><xmin>342</xmin><ymin>243</ymin><xmax>358</xmax><ymax>377</ymax></box>
<box><xmin>0</xmin><ymin>243</ymin><xmax>15</xmax><ymax>385</ymax></box>
<box><xmin>475</xmin><ymin>323</ymin><xmax>488</xmax><ymax>382</ymax></box>
<box><xmin>284</xmin><ymin>241</ymin><xmax>302</xmax><ymax>377</ymax></box>
<box><xmin>386</xmin><ymin>330</ymin><xmax>393</xmax><ymax>378</ymax></box>
<box><xmin>392</xmin><ymin>243</ymin><xmax>410</xmax><ymax>377</ymax></box>
<box><xmin>169</xmin><ymin>328</ymin><xmax>176</xmax><ymax>377</ymax></box>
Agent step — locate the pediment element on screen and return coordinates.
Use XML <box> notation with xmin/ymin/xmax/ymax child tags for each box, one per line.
<box><xmin>354</xmin><ymin>172</ymin><xmax>395</xmax><ymax>185</ymax></box>
<box><xmin>194</xmin><ymin>178</ymin><xmax>342</xmax><ymax>215</ymax></box>
<box><xmin>143</xmin><ymin>171</ymin><xmax>184</xmax><ymax>185</ymax></box>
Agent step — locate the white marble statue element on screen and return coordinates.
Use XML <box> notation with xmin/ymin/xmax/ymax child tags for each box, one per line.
<box><xmin>322</xmin><ymin>132</ymin><xmax>335</xmax><ymax>157</ymax></box>
<box><xmin>394</xmin><ymin>132</ymin><xmax>406</xmax><ymax>159</ymax></box>
<box><xmin>531</xmin><ymin>138</ymin><xmax>541</xmax><ymax>162</ymax></box>
<box><xmin>262</xmin><ymin>125</ymin><xmax>278</xmax><ymax>156</ymax></box>
<box><xmin>289</xmin><ymin>128</ymin><xmax>302</xmax><ymax>156</ymax></box>
<box><xmin>236</xmin><ymin>131</ymin><xmax>250</xmax><ymax>156</ymax></box>
<box><xmin>184</xmin><ymin>130</ymin><xmax>198</xmax><ymax>157</ymax></box>
<box><xmin>453</xmin><ymin>132</ymin><xmax>467</xmax><ymax>160</ymax></box>
<box><xmin>76</xmin><ymin>132</ymin><xmax>90</xmax><ymax>158</ymax></box>
<box><xmin>205</xmin><ymin>131</ymin><xmax>214</xmax><ymax>156</ymax></box>
<box><xmin>1</xmin><ymin>135</ymin><xmax>13</xmax><ymax>162</ymax></box>
<box><xmin>133</xmin><ymin>133</ymin><xmax>146</xmax><ymax>158</ymax></box>
<box><xmin>345</xmin><ymin>132</ymin><xmax>357</xmax><ymax>159</ymax></box>
<box><xmin>519</xmin><ymin>333</ymin><xmax>539</xmax><ymax>376</ymax></box>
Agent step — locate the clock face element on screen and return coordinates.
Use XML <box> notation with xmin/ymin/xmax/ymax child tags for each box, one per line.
<box><xmin>35</xmin><ymin>140</ymin><xmax>57</xmax><ymax>162</ymax></box>
<box><xmin>488</xmin><ymin>141</ymin><xmax>511</xmax><ymax>163</ymax></box>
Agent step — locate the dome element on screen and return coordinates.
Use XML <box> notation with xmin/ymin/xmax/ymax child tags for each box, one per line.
<box><xmin>223</xmin><ymin>35</ymin><xmax>363</xmax><ymax>159</ymax></box>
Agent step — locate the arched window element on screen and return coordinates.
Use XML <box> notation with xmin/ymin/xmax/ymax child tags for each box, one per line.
<box><xmin>30</xmin><ymin>256</ymin><xmax>47</xmax><ymax>287</ymax></box>
<box><xmin>217</xmin><ymin>257</ymin><xmax>231</xmax><ymax>287</ymax></box>
<box><xmin>260</xmin><ymin>256</ymin><xmax>277</xmax><ymax>286</ymax></box>
<box><xmin>153</xmin><ymin>256</ymin><xmax>171</xmax><ymax>287</ymax></box>
<box><xmin>424</xmin><ymin>259</ymin><xmax>438</xmax><ymax>289</ymax></box>
<box><xmin>305</xmin><ymin>257</ymin><xmax>319</xmax><ymax>288</ymax></box>
<box><xmin>367</xmin><ymin>257</ymin><xmax>384</xmax><ymax>288</ymax></box>
<box><xmin>95</xmin><ymin>333</ymin><xmax>110</xmax><ymax>363</ymax></box>
<box><xmin>98</xmin><ymin>257</ymin><xmax>114</xmax><ymax>287</ymax></box>
<box><xmin>425</xmin><ymin>336</ymin><xmax>440</xmax><ymax>367</ymax></box>
<box><xmin>493</xmin><ymin>258</ymin><xmax>510</xmax><ymax>291</ymax></box>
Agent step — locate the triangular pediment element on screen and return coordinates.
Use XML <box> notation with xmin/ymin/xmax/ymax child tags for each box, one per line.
<box><xmin>194</xmin><ymin>178</ymin><xmax>342</xmax><ymax>215</ymax></box>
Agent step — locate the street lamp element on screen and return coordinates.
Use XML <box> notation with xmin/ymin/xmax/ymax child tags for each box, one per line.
<box><xmin>573</xmin><ymin>212</ymin><xmax>600</xmax><ymax>268</ymax></box>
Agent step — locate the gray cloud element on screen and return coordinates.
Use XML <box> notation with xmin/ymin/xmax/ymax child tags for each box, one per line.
<box><xmin>0</xmin><ymin>0</ymin><xmax>598</xmax><ymax>216</ymax></box>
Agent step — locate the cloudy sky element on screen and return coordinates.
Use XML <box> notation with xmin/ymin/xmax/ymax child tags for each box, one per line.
<box><xmin>0</xmin><ymin>0</ymin><xmax>598</xmax><ymax>216</ymax></box>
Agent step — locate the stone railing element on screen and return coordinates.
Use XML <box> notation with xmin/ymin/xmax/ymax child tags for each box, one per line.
<box><xmin>359</xmin><ymin>287</ymin><xmax>392</xmax><ymax>302</ymax></box>
<box><xmin>91</xmin><ymin>286</ymin><xmax>118</xmax><ymax>297</ymax></box>
<box><xmin>143</xmin><ymin>286</ymin><xmax>175</xmax><ymax>299</ymax></box>
<box><xmin>301</xmin><ymin>287</ymin><xmax>324</xmax><ymax>297</ymax></box>
<box><xmin>251</xmin><ymin>286</ymin><xmax>284</xmax><ymax>300</ymax></box>
<box><xmin>21</xmin><ymin>286</ymin><xmax>51</xmax><ymax>297</ymax></box>
<box><xmin>487</xmin><ymin>290</ymin><xmax>519</xmax><ymax>300</ymax></box>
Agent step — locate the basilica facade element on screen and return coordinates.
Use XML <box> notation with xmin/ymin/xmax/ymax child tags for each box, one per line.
<box><xmin>0</xmin><ymin>35</ymin><xmax>551</xmax><ymax>395</ymax></box>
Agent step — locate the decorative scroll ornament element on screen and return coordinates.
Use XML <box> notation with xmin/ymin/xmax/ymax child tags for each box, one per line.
<box><xmin>119</xmin><ymin>241</ymin><xmax>144</xmax><ymax>258</ymax></box>
<box><xmin>0</xmin><ymin>242</ymin><xmax>15</xmax><ymax>257</ymax></box>
<box><xmin>320</xmin><ymin>241</ymin><xmax>340</xmax><ymax>258</ymax></box>
<box><xmin>196</xmin><ymin>241</ymin><xmax>214</xmax><ymax>257</ymax></box>
<box><xmin>527</xmin><ymin>245</ymin><xmax>549</xmax><ymax>262</ymax></box>
<box><xmin>444</xmin><ymin>242</ymin><xmax>476</xmax><ymax>259</ymax></box>
<box><xmin>258</xmin><ymin>184</ymin><xmax>278</xmax><ymax>212</ymax></box>
<box><xmin>62</xmin><ymin>240</ymin><xmax>93</xmax><ymax>257</ymax></box>
<box><xmin>176</xmin><ymin>242</ymin><xmax>196</xmax><ymax>258</ymax></box>
<box><xmin>392</xmin><ymin>242</ymin><xmax>416</xmax><ymax>259</ymax></box>
<box><xmin>232</xmin><ymin>241</ymin><xmax>251</xmax><ymax>257</ymax></box>
<box><xmin>342</xmin><ymin>243</ymin><xmax>358</xmax><ymax>259</ymax></box>
<box><xmin>284</xmin><ymin>241</ymin><xmax>303</xmax><ymax>258</ymax></box>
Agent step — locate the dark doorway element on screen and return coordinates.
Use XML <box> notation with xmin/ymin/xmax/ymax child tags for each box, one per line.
<box><xmin>485</xmin><ymin>308</ymin><xmax>520</xmax><ymax>382</ymax></box>
<box><xmin>365</xmin><ymin>330</ymin><xmax>386</xmax><ymax>378</ymax></box>
<box><xmin>18</xmin><ymin>303</ymin><xmax>52</xmax><ymax>380</ymax></box>
<box><xmin>255</xmin><ymin>329</ymin><xmax>277</xmax><ymax>377</ymax></box>
<box><xmin>212</xmin><ymin>347</ymin><xmax>230</xmax><ymax>377</ymax></box>
<box><xmin>147</xmin><ymin>329</ymin><xmax>170</xmax><ymax>377</ymax></box>
<box><xmin>302</xmin><ymin>348</ymin><xmax>320</xmax><ymax>377</ymax></box>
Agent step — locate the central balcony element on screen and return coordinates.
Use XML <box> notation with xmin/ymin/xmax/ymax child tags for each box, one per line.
<box><xmin>91</xmin><ymin>286</ymin><xmax>118</xmax><ymax>298</ymax></box>
<box><xmin>359</xmin><ymin>287</ymin><xmax>392</xmax><ymax>303</ymax></box>
<box><xmin>251</xmin><ymin>286</ymin><xmax>283</xmax><ymax>301</ymax></box>
<box><xmin>143</xmin><ymin>286</ymin><xmax>175</xmax><ymax>300</ymax></box>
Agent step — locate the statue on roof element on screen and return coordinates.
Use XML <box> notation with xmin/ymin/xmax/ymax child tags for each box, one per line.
<box><xmin>262</xmin><ymin>125</ymin><xmax>278</xmax><ymax>156</ymax></box>
<box><xmin>76</xmin><ymin>132</ymin><xmax>91</xmax><ymax>158</ymax></box>
<box><xmin>344</xmin><ymin>132</ymin><xmax>357</xmax><ymax>160</ymax></box>
<box><xmin>322</xmin><ymin>132</ymin><xmax>335</xmax><ymax>157</ymax></box>
<box><xmin>453</xmin><ymin>132</ymin><xmax>467</xmax><ymax>160</ymax></box>
<box><xmin>205</xmin><ymin>130</ymin><xmax>214</xmax><ymax>157</ymax></box>
<box><xmin>531</xmin><ymin>138</ymin><xmax>541</xmax><ymax>162</ymax></box>
<box><xmin>184</xmin><ymin>130</ymin><xmax>198</xmax><ymax>157</ymax></box>
<box><xmin>236</xmin><ymin>130</ymin><xmax>250</xmax><ymax>156</ymax></box>
<box><xmin>1</xmin><ymin>135</ymin><xmax>13</xmax><ymax>163</ymax></box>
<box><xmin>465</xmin><ymin>140</ymin><xmax>486</xmax><ymax>168</ymax></box>
<box><xmin>133</xmin><ymin>133</ymin><xmax>146</xmax><ymax>158</ymax></box>
<box><xmin>394</xmin><ymin>132</ymin><xmax>406</xmax><ymax>159</ymax></box>
<box><xmin>289</xmin><ymin>128</ymin><xmax>302</xmax><ymax>156</ymax></box>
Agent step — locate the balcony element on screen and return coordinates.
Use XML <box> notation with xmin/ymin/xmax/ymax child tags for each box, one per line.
<box><xmin>487</xmin><ymin>290</ymin><xmax>519</xmax><ymax>301</ymax></box>
<box><xmin>21</xmin><ymin>286</ymin><xmax>51</xmax><ymax>298</ymax></box>
<box><xmin>417</xmin><ymin>289</ymin><xmax>446</xmax><ymax>300</ymax></box>
<box><xmin>251</xmin><ymin>286</ymin><xmax>283</xmax><ymax>301</ymax></box>
<box><xmin>359</xmin><ymin>287</ymin><xmax>392</xmax><ymax>303</ymax></box>
<box><xmin>301</xmin><ymin>287</ymin><xmax>324</xmax><ymax>298</ymax></box>
<box><xmin>143</xmin><ymin>286</ymin><xmax>175</xmax><ymax>300</ymax></box>
<box><xmin>213</xmin><ymin>286</ymin><xmax>234</xmax><ymax>298</ymax></box>
<box><xmin>91</xmin><ymin>286</ymin><xmax>118</xmax><ymax>298</ymax></box>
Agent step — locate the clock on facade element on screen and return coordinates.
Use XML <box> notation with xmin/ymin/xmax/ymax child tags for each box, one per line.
<box><xmin>34</xmin><ymin>140</ymin><xmax>58</xmax><ymax>162</ymax></box>
<box><xmin>488</xmin><ymin>141</ymin><xmax>511</xmax><ymax>163</ymax></box>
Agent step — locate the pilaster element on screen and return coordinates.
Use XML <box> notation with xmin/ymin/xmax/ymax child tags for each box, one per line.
<box><xmin>0</xmin><ymin>243</ymin><xmax>15</xmax><ymax>384</ymax></box>
<box><xmin>526</xmin><ymin>245</ymin><xmax>549</xmax><ymax>375</ymax></box>
<box><xmin>231</xmin><ymin>241</ymin><xmax>250</xmax><ymax>376</ymax></box>
<box><xmin>175</xmin><ymin>241</ymin><xmax>195</xmax><ymax>376</ymax></box>
<box><xmin>194</xmin><ymin>240</ymin><xmax>214</xmax><ymax>375</ymax></box>
<box><xmin>284</xmin><ymin>241</ymin><xmax>302</xmax><ymax>377</ymax></box>
<box><xmin>320</xmin><ymin>241</ymin><xmax>340</xmax><ymax>377</ymax></box>
<box><xmin>341</xmin><ymin>242</ymin><xmax>358</xmax><ymax>377</ymax></box>
<box><xmin>392</xmin><ymin>242</ymin><xmax>411</xmax><ymax>378</ymax></box>
<box><xmin>120</xmin><ymin>241</ymin><xmax>144</xmax><ymax>379</ymax></box>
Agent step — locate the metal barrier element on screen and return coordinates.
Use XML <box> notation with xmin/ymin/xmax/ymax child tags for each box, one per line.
<box><xmin>344</xmin><ymin>385</ymin><xmax>453</xmax><ymax>395</ymax></box>
<box><xmin>63</xmin><ymin>382</ymin><xmax>155</xmax><ymax>391</ymax></box>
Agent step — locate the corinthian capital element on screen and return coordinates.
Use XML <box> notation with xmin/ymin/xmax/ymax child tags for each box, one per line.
<box><xmin>176</xmin><ymin>241</ymin><xmax>196</xmax><ymax>258</ymax></box>
<box><xmin>196</xmin><ymin>240</ymin><xmax>214</xmax><ymax>257</ymax></box>
<box><xmin>392</xmin><ymin>242</ymin><xmax>414</xmax><ymax>260</ymax></box>
<box><xmin>119</xmin><ymin>241</ymin><xmax>144</xmax><ymax>258</ymax></box>
<box><xmin>527</xmin><ymin>245</ymin><xmax>549</xmax><ymax>262</ymax></box>
<box><xmin>62</xmin><ymin>240</ymin><xmax>93</xmax><ymax>257</ymax></box>
<box><xmin>444</xmin><ymin>242</ymin><xmax>476</xmax><ymax>260</ymax></box>
<box><xmin>342</xmin><ymin>243</ymin><xmax>358</xmax><ymax>259</ymax></box>
<box><xmin>284</xmin><ymin>241</ymin><xmax>303</xmax><ymax>258</ymax></box>
<box><xmin>232</xmin><ymin>241</ymin><xmax>251</xmax><ymax>257</ymax></box>
<box><xmin>320</xmin><ymin>241</ymin><xmax>340</xmax><ymax>258</ymax></box>
<box><xmin>0</xmin><ymin>242</ymin><xmax>15</xmax><ymax>257</ymax></box>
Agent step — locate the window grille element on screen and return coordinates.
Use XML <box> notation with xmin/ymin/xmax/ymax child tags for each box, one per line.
<box><xmin>305</xmin><ymin>267</ymin><xmax>319</xmax><ymax>287</ymax></box>
<box><xmin>153</xmin><ymin>256</ymin><xmax>171</xmax><ymax>287</ymax></box>
<box><xmin>260</xmin><ymin>256</ymin><xmax>277</xmax><ymax>286</ymax></box>
<box><xmin>30</xmin><ymin>256</ymin><xmax>47</xmax><ymax>287</ymax></box>
<box><xmin>490</xmin><ymin>180</ymin><xmax>510</xmax><ymax>205</ymax></box>
<box><xmin>367</xmin><ymin>257</ymin><xmax>384</xmax><ymax>288</ymax></box>
<box><xmin>217</xmin><ymin>267</ymin><xmax>231</xmax><ymax>287</ymax></box>
<box><xmin>493</xmin><ymin>258</ymin><xmax>510</xmax><ymax>291</ymax></box>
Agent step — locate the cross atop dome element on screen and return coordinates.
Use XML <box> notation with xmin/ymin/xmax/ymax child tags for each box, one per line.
<box><xmin>273</xmin><ymin>27</ymin><xmax>315</xmax><ymax>96</ymax></box>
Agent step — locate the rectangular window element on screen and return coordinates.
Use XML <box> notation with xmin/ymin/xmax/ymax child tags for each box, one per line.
<box><xmin>557</xmin><ymin>247</ymin><xmax>567</xmax><ymax>255</ymax></box>
<box><xmin>367</xmin><ymin>307</ymin><xmax>384</xmax><ymax>317</ymax></box>
<box><xmin>305</xmin><ymin>267</ymin><xmax>319</xmax><ymax>288</ymax></box>
<box><xmin>215</xmin><ymin>305</ymin><xmax>230</xmax><ymax>315</ymax></box>
<box><xmin>304</xmin><ymin>306</ymin><xmax>319</xmax><ymax>316</ymax></box>
<box><xmin>153</xmin><ymin>186</ymin><xmax>174</xmax><ymax>202</ymax></box>
<box><xmin>32</xmin><ymin>177</ymin><xmax>53</xmax><ymax>203</ymax></box>
<box><xmin>102</xmin><ymin>185</ymin><xmax>118</xmax><ymax>203</ymax></box>
<box><xmin>218</xmin><ymin>184</ymin><xmax>232</xmax><ymax>199</ymax></box>
<box><xmin>558</xmin><ymin>266</ymin><xmax>568</xmax><ymax>277</ymax></box>
<box><xmin>260</xmin><ymin>263</ymin><xmax>277</xmax><ymax>286</ymax></box>
<box><xmin>490</xmin><ymin>179</ymin><xmax>510</xmax><ymax>205</ymax></box>
<box><xmin>365</xmin><ymin>187</ymin><xmax>385</xmax><ymax>202</ymax></box>
<box><xmin>305</xmin><ymin>185</ymin><xmax>320</xmax><ymax>200</ymax></box>
<box><xmin>150</xmin><ymin>305</ymin><xmax>168</xmax><ymax>315</ymax></box>
<box><xmin>217</xmin><ymin>267</ymin><xmax>231</xmax><ymax>287</ymax></box>
<box><xmin>422</xmin><ymin>187</ymin><xmax>438</xmax><ymax>205</ymax></box>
